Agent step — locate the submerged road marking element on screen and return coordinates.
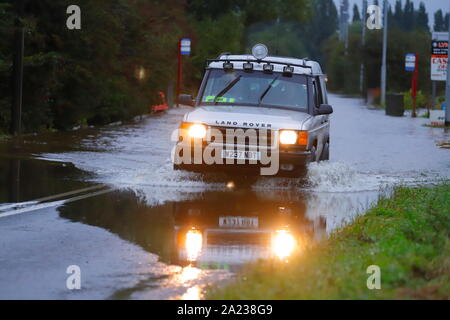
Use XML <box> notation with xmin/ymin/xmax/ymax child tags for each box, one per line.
<box><xmin>0</xmin><ymin>184</ymin><xmax>107</xmax><ymax>212</ymax></box>
<box><xmin>0</xmin><ymin>186</ymin><xmax>115</xmax><ymax>219</ymax></box>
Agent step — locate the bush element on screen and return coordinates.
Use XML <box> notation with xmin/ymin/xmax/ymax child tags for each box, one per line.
<box><xmin>403</xmin><ymin>90</ymin><xmax>428</xmax><ymax>110</ymax></box>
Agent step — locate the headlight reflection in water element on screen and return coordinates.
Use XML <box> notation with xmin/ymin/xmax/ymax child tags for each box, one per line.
<box><xmin>185</xmin><ymin>228</ymin><xmax>203</xmax><ymax>262</ymax></box>
<box><xmin>271</xmin><ymin>229</ymin><xmax>297</xmax><ymax>260</ymax></box>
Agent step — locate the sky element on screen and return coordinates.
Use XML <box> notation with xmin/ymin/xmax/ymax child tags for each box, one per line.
<box><xmin>333</xmin><ymin>0</ymin><xmax>450</xmax><ymax>30</ymax></box>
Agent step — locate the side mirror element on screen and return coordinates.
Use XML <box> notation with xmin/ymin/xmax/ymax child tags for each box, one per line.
<box><xmin>317</xmin><ymin>104</ymin><xmax>333</xmax><ymax>115</ymax></box>
<box><xmin>178</xmin><ymin>94</ymin><xmax>195</xmax><ymax>107</ymax></box>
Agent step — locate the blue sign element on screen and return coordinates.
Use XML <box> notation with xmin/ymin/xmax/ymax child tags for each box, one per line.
<box><xmin>405</xmin><ymin>53</ymin><xmax>416</xmax><ymax>71</ymax></box>
<box><xmin>180</xmin><ymin>38</ymin><xmax>191</xmax><ymax>55</ymax></box>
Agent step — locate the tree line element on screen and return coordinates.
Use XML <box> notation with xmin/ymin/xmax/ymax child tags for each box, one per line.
<box><xmin>0</xmin><ymin>0</ymin><xmax>443</xmax><ymax>134</ymax></box>
<box><xmin>326</xmin><ymin>0</ymin><xmax>442</xmax><ymax>108</ymax></box>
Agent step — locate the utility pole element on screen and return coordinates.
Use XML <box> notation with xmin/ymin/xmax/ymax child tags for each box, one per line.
<box><xmin>339</xmin><ymin>0</ymin><xmax>349</xmax><ymax>50</ymax></box>
<box><xmin>380</xmin><ymin>0</ymin><xmax>389</xmax><ymax>106</ymax></box>
<box><xmin>446</xmin><ymin>0</ymin><xmax>450</xmax><ymax>126</ymax></box>
<box><xmin>360</xmin><ymin>0</ymin><xmax>367</xmax><ymax>95</ymax></box>
<box><xmin>176</xmin><ymin>39</ymin><xmax>182</xmax><ymax>108</ymax></box>
<box><xmin>11</xmin><ymin>0</ymin><xmax>25</xmax><ymax>135</ymax></box>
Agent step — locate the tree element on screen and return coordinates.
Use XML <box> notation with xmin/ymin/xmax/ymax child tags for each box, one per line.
<box><xmin>434</xmin><ymin>9</ymin><xmax>444</xmax><ymax>31</ymax></box>
<box><xmin>403</xmin><ymin>0</ymin><xmax>415</xmax><ymax>31</ymax></box>
<box><xmin>186</xmin><ymin>0</ymin><xmax>313</xmax><ymax>82</ymax></box>
<box><xmin>415</xmin><ymin>2</ymin><xmax>428</xmax><ymax>31</ymax></box>
<box><xmin>446</xmin><ymin>13</ymin><xmax>450</xmax><ymax>32</ymax></box>
<box><xmin>0</xmin><ymin>0</ymin><xmax>191</xmax><ymax>132</ymax></box>
<box><xmin>352</xmin><ymin>4</ymin><xmax>360</xmax><ymax>23</ymax></box>
<box><xmin>301</xmin><ymin>0</ymin><xmax>338</xmax><ymax>64</ymax></box>
<box><xmin>186</xmin><ymin>0</ymin><xmax>312</xmax><ymax>27</ymax></box>
<box><xmin>391</xmin><ymin>0</ymin><xmax>403</xmax><ymax>30</ymax></box>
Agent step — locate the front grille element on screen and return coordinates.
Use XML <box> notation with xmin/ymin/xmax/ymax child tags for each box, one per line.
<box><xmin>208</xmin><ymin>126</ymin><xmax>273</xmax><ymax>147</ymax></box>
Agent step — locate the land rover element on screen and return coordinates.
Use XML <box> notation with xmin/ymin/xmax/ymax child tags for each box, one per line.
<box><xmin>173</xmin><ymin>44</ymin><xmax>332</xmax><ymax>176</ymax></box>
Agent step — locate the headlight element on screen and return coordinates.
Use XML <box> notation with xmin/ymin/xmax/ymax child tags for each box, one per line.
<box><xmin>188</xmin><ymin>124</ymin><xmax>207</xmax><ymax>139</ymax></box>
<box><xmin>279</xmin><ymin>130</ymin><xmax>298</xmax><ymax>145</ymax></box>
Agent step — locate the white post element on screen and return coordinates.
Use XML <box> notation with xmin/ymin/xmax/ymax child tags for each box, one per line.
<box><xmin>360</xmin><ymin>0</ymin><xmax>367</xmax><ymax>94</ymax></box>
<box><xmin>380</xmin><ymin>0</ymin><xmax>388</xmax><ymax>106</ymax></box>
<box><xmin>445</xmin><ymin>0</ymin><xmax>450</xmax><ymax>125</ymax></box>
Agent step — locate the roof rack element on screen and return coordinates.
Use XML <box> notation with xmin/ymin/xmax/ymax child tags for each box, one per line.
<box><xmin>206</xmin><ymin>58</ymin><xmax>312</xmax><ymax>69</ymax></box>
<box><xmin>216</xmin><ymin>52</ymin><xmax>231</xmax><ymax>59</ymax></box>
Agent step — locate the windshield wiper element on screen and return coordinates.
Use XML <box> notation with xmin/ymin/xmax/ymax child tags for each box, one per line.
<box><xmin>258</xmin><ymin>75</ymin><xmax>279</xmax><ymax>106</ymax></box>
<box><xmin>213</xmin><ymin>75</ymin><xmax>242</xmax><ymax>105</ymax></box>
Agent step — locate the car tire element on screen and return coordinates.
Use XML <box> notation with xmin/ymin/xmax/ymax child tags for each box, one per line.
<box><xmin>310</xmin><ymin>145</ymin><xmax>317</xmax><ymax>162</ymax></box>
<box><xmin>320</xmin><ymin>142</ymin><xmax>329</xmax><ymax>161</ymax></box>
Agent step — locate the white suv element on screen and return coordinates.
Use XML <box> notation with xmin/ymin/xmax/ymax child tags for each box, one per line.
<box><xmin>173</xmin><ymin>44</ymin><xmax>332</xmax><ymax>176</ymax></box>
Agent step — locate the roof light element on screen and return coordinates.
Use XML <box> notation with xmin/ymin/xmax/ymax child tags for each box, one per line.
<box><xmin>223</xmin><ymin>61</ymin><xmax>234</xmax><ymax>71</ymax></box>
<box><xmin>243</xmin><ymin>62</ymin><xmax>254</xmax><ymax>71</ymax></box>
<box><xmin>252</xmin><ymin>43</ymin><xmax>268</xmax><ymax>60</ymax></box>
<box><xmin>263</xmin><ymin>63</ymin><xmax>274</xmax><ymax>73</ymax></box>
<box><xmin>283</xmin><ymin>65</ymin><xmax>294</xmax><ymax>76</ymax></box>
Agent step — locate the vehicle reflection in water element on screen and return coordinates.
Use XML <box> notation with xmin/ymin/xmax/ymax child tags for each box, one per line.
<box><xmin>59</xmin><ymin>187</ymin><xmax>377</xmax><ymax>273</ymax></box>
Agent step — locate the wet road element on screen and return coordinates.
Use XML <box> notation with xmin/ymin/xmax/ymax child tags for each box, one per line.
<box><xmin>0</xmin><ymin>95</ymin><xmax>449</xmax><ymax>299</ymax></box>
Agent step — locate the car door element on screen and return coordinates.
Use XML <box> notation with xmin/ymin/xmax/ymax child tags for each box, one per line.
<box><xmin>318</xmin><ymin>76</ymin><xmax>330</xmax><ymax>143</ymax></box>
<box><xmin>310</xmin><ymin>78</ymin><xmax>327</xmax><ymax>160</ymax></box>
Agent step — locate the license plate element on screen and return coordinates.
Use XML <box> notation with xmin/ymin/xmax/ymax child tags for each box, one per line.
<box><xmin>219</xmin><ymin>216</ymin><xmax>259</xmax><ymax>228</ymax></box>
<box><xmin>221</xmin><ymin>150</ymin><xmax>261</xmax><ymax>161</ymax></box>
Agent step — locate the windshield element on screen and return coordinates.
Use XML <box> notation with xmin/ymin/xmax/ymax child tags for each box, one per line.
<box><xmin>199</xmin><ymin>69</ymin><xmax>309</xmax><ymax>111</ymax></box>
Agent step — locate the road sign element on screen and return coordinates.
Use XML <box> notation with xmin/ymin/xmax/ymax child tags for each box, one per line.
<box><xmin>405</xmin><ymin>53</ymin><xmax>416</xmax><ymax>71</ymax></box>
<box><xmin>431</xmin><ymin>33</ymin><xmax>448</xmax><ymax>81</ymax></box>
<box><xmin>180</xmin><ymin>38</ymin><xmax>191</xmax><ymax>55</ymax></box>
<box><xmin>429</xmin><ymin>110</ymin><xmax>445</xmax><ymax>126</ymax></box>
<box><xmin>177</xmin><ymin>38</ymin><xmax>191</xmax><ymax>107</ymax></box>
<box><xmin>431</xmin><ymin>56</ymin><xmax>448</xmax><ymax>81</ymax></box>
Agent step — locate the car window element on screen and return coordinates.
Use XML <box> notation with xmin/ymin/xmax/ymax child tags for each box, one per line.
<box><xmin>312</xmin><ymin>80</ymin><xmax>319</xmax><ymax>107</ymax></box>
<box><xmin>200</xmin><ymin>69</ymin><xmax>309</xmax><ymax>111</ymax></box>
<box><xmin>319</xmin><ymin>77</ymin><xmax>328</xmax><ymax>104</ymax></box>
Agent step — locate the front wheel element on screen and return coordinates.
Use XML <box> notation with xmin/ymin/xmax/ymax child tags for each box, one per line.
<box><xmin>320</xmin><ymin>142</ymin><xmax>329</xmax><ymax>161</ymax></box>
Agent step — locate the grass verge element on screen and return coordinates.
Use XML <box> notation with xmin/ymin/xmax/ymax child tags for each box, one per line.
<box><xmin>207</xmin><ymin>184</ymin><xmax>450</xmax><ymax>299</ymax></box>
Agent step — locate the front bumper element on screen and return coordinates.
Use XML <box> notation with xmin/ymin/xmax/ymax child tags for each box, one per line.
<box><xmin>173</xmin><ymin>141</ymin><xmax>312</xmax><ymax>175</ymax></box>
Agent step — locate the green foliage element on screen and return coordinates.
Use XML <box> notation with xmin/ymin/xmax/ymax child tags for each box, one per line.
<box><xmin>188</xmin><ymin>12</ymin><xmax>245</xmax><ymax>85</ymax></box>
<box><xmin>0</xmin><ymin>0</ymin><xmax>188</xmax><ymax>133</ymax></box>
<box><xmin>186</xmin><ymin>0</ymin><xmax>312</xmax><ymax>26</ymax></box>
<box><xmin>186</xmin><ymin>0</ymin><xmax>312</xmax><ymax>88</ymax></box>
<box><xmin>301</xmin><ymin>0</ymin><xmax>337</xmax><ymax>64</ymax></box>
<box><xmin>246</xmin><ymin>21</ymin><xmax>308</xmax><ymax>58</ymax></box>
<box><xmin>434</xmin><ymin>9</ymin><xmax>449</xmax><ymax>32</ymax></box>
<box><xmin>323</xmin><ymin>23</ymin><xmax>365</xmax><ymax>93</ymax></box>
<box><xmin>403</xmin><ymin>90</ymin><xmax>428</xmax><ymax>110</ymax></box>
<box><xmin>0</xmin><ymin>0</ymin><xmax>314</xmax><ymax>134</ymax></box>
<box><xmin>325</xmin><ymin>21</ymin><xmax>431</xmax><ymax>95</ymax></box>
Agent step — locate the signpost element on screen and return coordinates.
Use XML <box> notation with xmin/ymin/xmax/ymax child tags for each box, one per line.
<box><xmin>431</xmin><ymin>34</ymin><xmax>448</xmax><ymax>82</ymax></box>
<box><xmin>430</xmin><ymin>32</ymin><xmax>448</xmax><ymax>119</ymax></box>
<box><xmin>177</xmin><ymin>38</ymin><xmax>191</xmax><ymax>107</ymax></box>
<box><xmin>445</xmin><ymin>15</ymin><xmax>450</xmax><ymax>126</ymax></box>
<box><xmin>405</xmin><ymin>53</ymin><xmax>418</xmax><ymax>117</ymax></box>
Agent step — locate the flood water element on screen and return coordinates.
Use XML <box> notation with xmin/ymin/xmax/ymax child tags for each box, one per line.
<box><xmin>0</xmin><ymin>95</ymin><xmax>449</xmax><ymax>299</ymax></box>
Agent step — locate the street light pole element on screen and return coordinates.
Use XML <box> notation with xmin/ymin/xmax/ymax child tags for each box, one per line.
<box><xmin>360</xmin><ymin>0</ymin><xmax>367</xmax><ymax>95</ymax></box>
<box><xmin>380</xmin><ymin>0</ymin><xmax>388</xmax><ymax>107</ymax></box>
<box><xmin>445</xmin><ymin>0</ymin><xmax>450</xmax><ymax>126</ymax></box>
